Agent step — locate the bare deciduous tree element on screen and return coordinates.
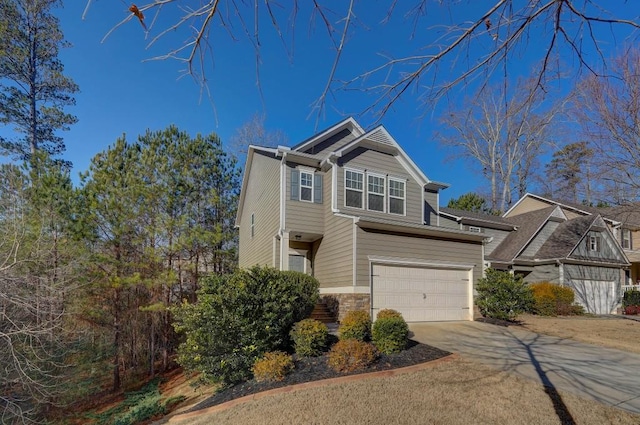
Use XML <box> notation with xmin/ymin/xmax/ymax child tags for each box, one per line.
<box><xmin>230</xmin><ymin>113</ymin><xmax>288</xmax><ymax>157</ymax></box>
<box><xmin>438</xmin><ymin>79</ymin><xmax>559</xmax><ymax>212</ymax></box>
<box><xmin>573</xmin><ymin>47</ymin><xmax>640</xmax><ymax>204</ymax></box>
<box><xmin>83</xmin><ymin>1</ymin><xmax>640</xmax><ymax>121</ymax></box>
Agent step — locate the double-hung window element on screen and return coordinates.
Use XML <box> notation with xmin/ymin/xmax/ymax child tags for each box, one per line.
<box><xmin>300</xmin><ymin>171</ymin><xmax>313</xmax><ymax>202</ymax></box>
<box><xmin>622</xmin><ymin>229</ymin><xmax>632</xmax><ymax>249</ymax></box>
<box><xmin>388</xmin><ymin>178</ymin><xmax>405</xmax><ymax>215</ymax></box>
<box><xmin>345</xmin><ymin>170</ymin><xmax>364</xmax><ymax>208</ymax></box>
<box><xmin>367</xmin><ymin>174</ymin><xmax>385</xmax><ymax>212</ymax></box>
<box><xmin>589</xmin><ymin>234</ymin><xmax>600</xmax><ymax>252</ymax></box>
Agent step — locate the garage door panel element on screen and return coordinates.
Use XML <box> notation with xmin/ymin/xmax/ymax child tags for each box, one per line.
<box><xmin>372</xmin><ymin>264</ymin><xmax>471</xmax><ymax>322</ymax></box>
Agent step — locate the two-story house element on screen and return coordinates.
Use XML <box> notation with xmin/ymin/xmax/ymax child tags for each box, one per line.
<box><xmin>236</xmin><ymin>118</ymin><xmax>486</xmax><ymax>322</ymax></box>
<box><xmin>441</xmin><ymin>194</ymin><xmax>630</xmax><ymax>314</ymax></box>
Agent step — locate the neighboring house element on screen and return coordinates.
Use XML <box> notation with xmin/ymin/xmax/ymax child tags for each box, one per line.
<box><xmin>450</xmin><ymin>193</ymin><xmax>630</xmax><ymax>314</ymax></box>
<box><xmin>236</xmin><ymin>118</ymin><xmax>486</xmax><ymax>322</ymax></box>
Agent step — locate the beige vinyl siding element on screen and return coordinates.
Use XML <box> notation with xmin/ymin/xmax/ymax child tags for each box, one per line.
<box><xmin>521</xmin><ymin>221</ymin><xmax>561</xmax><ymax>257</ymax></box>
<box><xmin>439</xmin><ymin>216</ymin><xmax>460</xmax><ymax>230</ymax></box>
<box><xmin>238</xmin><ymin>152</ymin><xmax>281</xmax><ymax>268</ymax></box>
<box><xmin>523</xmin><ymin>264</ymin><xmax>560</xmax><ymax>283</ymax></box>
<box><xmin>505</xmin><ymin>197</ymin><xmax>551</xmax><ymax>217</ymax></box>
<box><xmin>285</xmin><ymin>163</ymin><xmax>324</xmax><ymax>234</ymax></box>
<box><xmin>424</xmin><ymin>190</ymin><xmax>438</xmax><ymax>225</ymax></box>
<box><xmin>313</xmin><ymin>171</ymin><xmax>354</xmax><ymax>288</ymax></box>
<box><xmin>484</xmin><ymin>228</ymin><xmax>511</xmax><ymax>256</ymax></box>
<box><xmin>337</xmin><ymin>147</ymin><xmax>422</xmax><ymax>224</ymax></box>
<box><xmin>631</xmin><ymin>230</ymin><xmax>640</xmax><ymax>250</ymax></box>
<box><xmin>355</xmin><ymin>228</ymin><xmax>483</xmax><ymax>289</ymax></box>
<box><xmin>301</xmin><ymin>128</ymin><xmax>357</xmax><ymax>157</ymax></box>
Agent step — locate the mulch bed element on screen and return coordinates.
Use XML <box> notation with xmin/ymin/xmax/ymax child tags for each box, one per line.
<box><xmin>188</xmin><ymin>340</ymin><xmax>450</xmax><ymax>412</ymax></box>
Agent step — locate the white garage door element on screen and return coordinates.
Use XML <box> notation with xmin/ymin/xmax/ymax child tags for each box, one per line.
<box><xmin>570</xmin><ymin>280</ymin><xmax>616</xmax><ymax>315</ymax></box>
<box><xmin>371</xmin><ymin>264</ymin><xmax>472</xmax><ymax>322</ymax></box>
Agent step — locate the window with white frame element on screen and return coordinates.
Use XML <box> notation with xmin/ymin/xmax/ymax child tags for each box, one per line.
<box><xmin>345</xmin><ymin>170</ymin><xmax>364</xmax><ymax>208</ymax></box>
<box><xmin>589</xmin><ymin>234</ymin><xmax>600</xmax><ymax>252</ymax></box>
<box><xmin>250</xmin><ymin>213</ymin><xmax>255</xmax><ymax>238</ymax></box>
<box><xmin>468</xmin><ymin>226</ymin><xmax>482</xmax><ymax>233</ymax></box>
<box><xmin>300</xmin><ymin>171</ymin><xmax>313</xmax><ymax>202</ymax></box>
<box><xmin>388</xmin><ymin>178</ymin><xmax>405</xmax><ymax>215</ymax></box>
<box><xmin>367</xmin><ymin>174</ymin><xmax>385</xmax><ymax>212</ymax></box>
<box><xmin>622</xmin><ymin>229</ymin><xmax>632</xmax><ymax>249</ymax></box>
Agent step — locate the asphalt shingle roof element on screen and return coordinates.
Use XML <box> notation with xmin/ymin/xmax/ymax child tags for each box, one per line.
<box><xmin>439</xmin><ymin>207</ymin><xmax>514</xmax><ymax>227</ymax></box>
<box><xmin>487</xmin><ymin>206</ymin><xmax>557</xmax><ymax>263</ymax></box>
<box><xmin>534</xmin><ymin>215</ymin><xmax>597</xmax><ymax>260</ymax></box>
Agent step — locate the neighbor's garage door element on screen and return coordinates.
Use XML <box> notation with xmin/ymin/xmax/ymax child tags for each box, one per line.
<box><xmin>371</xmin><ymin>264</ymin><xmax>472</xmax><ymax>322</ymax></box>
<box><xmin>570</xmin><ymin>280</ymin><xmax>616</xmax><ymax>315</ymax></box>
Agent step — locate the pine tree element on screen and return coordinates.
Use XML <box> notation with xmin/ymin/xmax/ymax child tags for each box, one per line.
<box><xmin>0</xmin><ymin>0</ymin><xmax>78</xmax><ymax>161</ymax></box>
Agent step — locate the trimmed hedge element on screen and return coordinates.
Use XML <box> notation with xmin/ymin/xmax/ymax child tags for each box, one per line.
<box><xmin>339</xmin><ymin>310</ymin><xmax>372</xmax><ymax>341</ymax></box>
<box><xmin>623</xmin><ymin>288</ymin><xmax>640</xmax><ymax>308</ymax></box>
<box><xmin>328</xmin><ymin>340</ymin><xmax>378</xmax><ymax>372</ymax></box>
<box><xmin>376</xmin><ymin>309</ymin><xmax>403</xmax><ymax>320</ymax></box>
<box><xmin>290</xmin><ymin>319</ymin><xmax>328</xmax><ymax>357</ymax></box>
<box><xmin>253</xmin><ymin>351</ymin><xmax>294</xmax><ymax>382</ymax></box>
<box><xmin>372</xmin><ymin>315</ymin><xmax>408</xmax><ymax>354</ymax></box>
<box><xmin>173</xmin><ymin>266</ymin><xmax>319</xmax><ymax>385</ymax></box>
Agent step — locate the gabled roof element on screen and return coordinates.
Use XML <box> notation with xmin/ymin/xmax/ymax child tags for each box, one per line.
<box><xmin>505</xmin><ymin>193</ymin><xmax>618</xmax><ymax>225</ymax></box>
<box><xmin>330</xmin><ymin>125</ymin><xmax>444</xmax><ymax>188</ymax></box>
<box><xmin>291</xmin><ymin>117</ymin><xmax>364</xmax><ymax>155</ymax></box>
<box><xmin>439</xmin><ymin>207</ymin><xmax>516</xmax><ymax>230</ymax></box>
<box><xmin>534</xmin><ymin>215</ymin><xmax>598</xmax><ymax>260</ymax></box>
<box><xmin>598</xmin><ymin>204</ymin><xmax>640</xmax><ymax>229</ymax></box>
<box><xmin>487</xmin><ymin>206</ymin><xmax>560</xmax><ymax>263</ymax></box>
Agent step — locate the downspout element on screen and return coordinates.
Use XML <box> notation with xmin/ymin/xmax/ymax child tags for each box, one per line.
<box><xmin>328</xmin><ymin>155</ymin><xmax>340</xmax><ymax>213</ymax></box>
<box><xmin>279</xmin><ymin>151</ymin><xmax>288</xmax><ymax>270</ymax></box>
<box><xmin>557</xmin><ymin>260</ymin><xmax>564</xmax><ymax>286</ymax></box>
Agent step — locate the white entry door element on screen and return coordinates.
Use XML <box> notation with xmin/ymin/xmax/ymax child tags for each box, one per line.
<box><xmin>371</xmin><ymin>264</ymin><xmax>472</xmax><ymax>322</ymax></box>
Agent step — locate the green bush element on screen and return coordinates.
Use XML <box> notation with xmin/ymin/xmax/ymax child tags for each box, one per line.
<box><xmin>172</xmin><ymin>266</ymin><xmax>319</xmax><ymax>386</ymax></box>
<box><xmin>372</xmin><ymin>316</ymin><xmax>409</xmax><ymax>354</ymax></box>
<box><xmin>328</xmin><ymin>340</ymin><xmax>378</xmax><ymax>372</ymax></box>
<box><xmin>253</xmin><ymin>351</ymin><xmax>294</xmax><ymax>382</ymax></box>
<box><xmin>290</xmin><ymin>319</ymin><xmax>328</xmax><ymax>357</ymax></box>
<box><xmin>339</xmin><ymin>310</ymin><xmax>371</xmax><ymax>341</ymax></box>
<box><xmin>476</xmin><ymin>269</ymin><xmax>534</xmax><ymax>321</ymax></box>
<box><xmin>530</xmin><ymin>282</ymin><xmax>578</xmax><ymax>316</ymax></box>
<box><xmin>376</xmin><ymin>309</ymin><xmax>403</xmax><ymax>320</ymax></box>
<box><xmin>623</xmin><ymin>288</ymin><xmax>640</xmax><ymax>307</ymax></box>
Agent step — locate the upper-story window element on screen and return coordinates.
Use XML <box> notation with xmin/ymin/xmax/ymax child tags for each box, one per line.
<box><xmin>589</xmin><ymin>234</ymin><xmax>601</xmax><ymax>252</ymax></box>
<box><xmin>345</xmin><ymin>170</ymin><xmax>364</xmax><ymax>208</ymax></box>
<box><xmin>300</xmin><ymin>171</ymin><xmax>313</xmax><ymax>202</ymax></box>
<box><xmin>250</xmin><ymin>213</ymin><xmax>255</xmax><ymax>239</ymax></box>
<box><xmin>367</xmin><ymin>174</ymin><xmax>385</xmax><ymax>212</ymax></box>
<box><xmin>622</xmin><ymin>229</ymin><xmax>632</xmax><ymax>250</ymax></box>
<box><xmin>468</xmin><ymin>226</ymin><xmax>482</xmax><ymax>233</ymax></box>
<box><xmin>388</xmin><ymin>178</ymin><xmax>405</xmax><ymax>215</ymax></box>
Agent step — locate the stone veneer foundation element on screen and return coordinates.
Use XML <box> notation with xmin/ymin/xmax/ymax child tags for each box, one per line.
<box><xmin>321</xmin><ymin>293</ymin><xmax>371</xmax><ymax>322</ymax></box>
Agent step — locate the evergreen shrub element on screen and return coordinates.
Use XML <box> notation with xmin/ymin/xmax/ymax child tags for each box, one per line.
<box><xmin>338</xmin><ymin>310</ymin><xmax>371</xmax><ymax>341</ymax></box>
<box><xmin>290</xmin><ymin>319</ymin><xmax>328</xmax><ymax>357</ymax></box>
<box><xmin>252</xmin><ymin>351</ymin><xmax>294</xmax><ymax>382</ymax></box>
<box><xmin>328</xmin><ymin>340</ymin><xmax>377</xmax><ymax>373</ymax></box>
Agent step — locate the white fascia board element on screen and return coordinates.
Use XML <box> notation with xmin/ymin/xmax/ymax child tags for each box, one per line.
<box><xmin>368</xmin><ymin>255</ymin><xmax>475</xmax><ymax>270</ymax></box>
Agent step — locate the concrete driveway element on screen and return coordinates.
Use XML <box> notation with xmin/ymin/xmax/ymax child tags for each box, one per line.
<box><xmin>410</xmin><ymin>321</ymin><xmax>640</xmax><ymax>414</ymax></box>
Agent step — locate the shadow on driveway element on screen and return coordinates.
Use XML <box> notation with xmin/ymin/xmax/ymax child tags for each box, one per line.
<box><xmin>410</xmin><ymin>321</ymin><xmax>640</xmax><ymax>419</ymax></box>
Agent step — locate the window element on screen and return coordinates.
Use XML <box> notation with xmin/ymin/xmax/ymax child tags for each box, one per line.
<box><xmin>345</xmin><ymin>170</ymin><xmax>364</xmax><ymax>208</ymax></box>
<box><xmin>250</xmin><ymin>213</ymin><xmax>255</xmax><ymax>238</ymax></box>
<box><xmin>300</xmin><ymin>171</ymin><xmax>313</xmax><ymax>202</ymax></box>
<box><xmin>289</xmin><ymin>254</ymin><xmax>306</xmax><ymax>273</ymax></box>
<box><xmin>367</xmin><ymin>174</ymin><xmax>385</xmax><ymax>212</ymax></box>
<box><xmin>468</xmin><ymin>226</ymin><xmax>482</xmax><ymax>233</ymax></box>
<box><xmin>622</xmin><ymin>229</ymin><xmax>632</xmax><ymax>250</ymax></box>
<box><xmin>388</xmin><ymin>178</ymin><xmax>405</xmax><ymax>215</ymax></box>
<box><xmin>589</xmin><ymin>235</ymin><xmax>600</xmax><ymax>252</ymax></box>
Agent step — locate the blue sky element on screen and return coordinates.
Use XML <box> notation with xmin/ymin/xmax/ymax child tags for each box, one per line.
<box><xmin>3</xmin><ymin>1</ymin><xmax>639</xmax><ymax>204</ymax></box>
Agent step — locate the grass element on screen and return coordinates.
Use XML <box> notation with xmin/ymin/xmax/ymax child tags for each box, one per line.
<box><xmin>167</xmin><ymin>356</ymin><xmax>640</xmax><ymax>425</ymax></box>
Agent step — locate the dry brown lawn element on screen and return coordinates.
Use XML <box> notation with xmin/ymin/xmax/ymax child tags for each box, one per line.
<box><xmin>162</xmin><ymin>315</ymin><xmax>640</xmax><ymax>424</ymax></box>
<box><xmin>519</xmin><ymin>314</ymin><xmax>640</xmax><ymax>354</ymax></box>
<box><xmin>168</xmin><ymin>356</ymin><xmax>640</xmax><ymax>425</ymax></box>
